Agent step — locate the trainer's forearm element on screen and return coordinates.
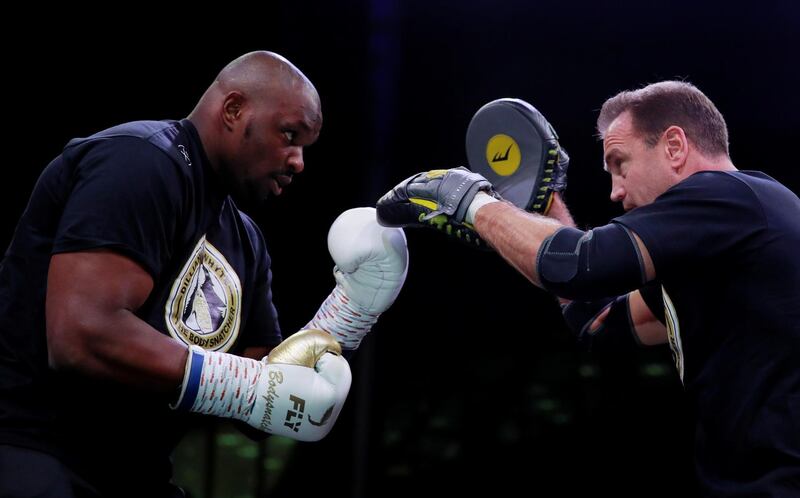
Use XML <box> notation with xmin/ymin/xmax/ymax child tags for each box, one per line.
<box><xmin>473</xmin><ymin>201</ymin><xmax>564</xmax><ymax>287</ymax></box>
<box><xmin>546</xmin><ymin>192</ymin><xmax>576</xmax><ymax>228</ymax></box>
<box><xmin>544</xmin><ymin>193</ymin><xmax>576</xmax><ymax>305</ymax></box>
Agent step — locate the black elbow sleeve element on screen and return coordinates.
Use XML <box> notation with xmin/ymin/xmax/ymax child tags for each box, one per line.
<box><xmin>536</xmin><ymin>224</ymin><xmax>646</xmax><ymax>300</ymax></box>
<box><xmin>562</xmin><ymin>295</ymin><xmax>641</xmax><ymax>352</ymax></box>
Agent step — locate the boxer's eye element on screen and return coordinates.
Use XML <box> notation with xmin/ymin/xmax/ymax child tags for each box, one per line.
<box><xmin>283</xmin><ymin>130</ymin><xmax>296</xmax><ymax>144</ymax></box>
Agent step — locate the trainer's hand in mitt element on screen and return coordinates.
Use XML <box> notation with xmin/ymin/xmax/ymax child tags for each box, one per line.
<box><xmin>376</xmin><ymin>167</ymin><xmax>501</xmax><ymax>249</ymax></box>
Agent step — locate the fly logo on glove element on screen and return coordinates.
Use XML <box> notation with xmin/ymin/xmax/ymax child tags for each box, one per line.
<box><xmin>172</xmin><ymin>329</ymin><xmax>351</xmax><ymax>442</ymax></box>
<box><xmin>284</xmin><ymin>395</ymin><xmax>306</xmax><ymax>432</ymax></box>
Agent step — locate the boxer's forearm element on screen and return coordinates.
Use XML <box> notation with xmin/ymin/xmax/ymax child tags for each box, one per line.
<box><xmin>49</xmin><ymin>307</ymin><xmax>189</xmax><ymax>392</ymax></box>
<box><xmin>473</xmin><ymin>201</ymin><xmax>563</xmax><ymax>287</ymax></box>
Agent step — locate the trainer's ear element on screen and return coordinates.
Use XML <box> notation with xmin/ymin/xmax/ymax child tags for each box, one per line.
<box><xmin>662</xmin><ymin>125</ymin><xmax>688</xmax><ymax>173</ymax></box>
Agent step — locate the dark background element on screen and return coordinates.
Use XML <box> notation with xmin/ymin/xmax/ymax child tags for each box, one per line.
<box><xmin>6</xmin><ymin>2</ymin><xmax>799</xmax><ymax>497</ymax></box>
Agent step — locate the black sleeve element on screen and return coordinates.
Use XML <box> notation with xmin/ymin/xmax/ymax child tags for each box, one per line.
<box><xmin>537</xmin><ymin>224</ymin><xmax>647</xmax><ymax>301</ymax></box>
<box><xmin>240</xmin><ymin>266</ymin><xmax>283</xmax><ymax>349</ymax></box>
<box><xmin>53</xmin><ymin>137</ymin><xmax>186</xmax><ymax>277</ymax></box>
<box><xmin>562</xmin><ymin>295</ymin><xmax>641</xmax><ymax>352</ymax></box>
<box><xmin>638</xmin><ymin>281</ymin><xmax>665</xmax><ymax>324</ymax></box>
<box><xmin>612</xmin><ymin>172</ymin><xmax>766</xmax><ymax>278</ymax></box>
<box><xmin>238</xmin><ymin>213</ymin><xmax>283</xmax><ymax>349</ymax></box>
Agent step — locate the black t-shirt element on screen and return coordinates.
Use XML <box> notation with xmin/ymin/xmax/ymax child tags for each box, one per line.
<box><xmin>0</xmin><ymin>119</ymin><xmax>282</xmax><ymax>492</ymax></box>
<box><xmin>614</xmin><ymin>171</ymin><xmax>800</xmax><ymax>496</ymax></box>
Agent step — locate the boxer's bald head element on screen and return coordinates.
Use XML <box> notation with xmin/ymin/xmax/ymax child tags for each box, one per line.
<box><xmin>190</xmin><ymin>51</ymin><xmax>322</xmax><ymax>206</ymax></box>
<box><xmin>214</xmin><ymin>51</ymin><xmax>320</xmax><ymax>108</ymax></box>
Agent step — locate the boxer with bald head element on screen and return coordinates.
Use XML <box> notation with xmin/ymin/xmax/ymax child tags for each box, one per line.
<box><xmin>189</xmin><ymin>51</ymin><xmax>322</xmax><ymax>204</ymax></box>
<box><xmin>0</xmin><ymin>51</ymin><xmax>407</xmax><ymax>497</ymax></box>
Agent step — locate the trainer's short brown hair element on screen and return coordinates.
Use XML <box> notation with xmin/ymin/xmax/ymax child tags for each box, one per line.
<box><xmin>597</xmin><ymin>81</ymin><xmax>729</xmax><ymax>157</ymax></box>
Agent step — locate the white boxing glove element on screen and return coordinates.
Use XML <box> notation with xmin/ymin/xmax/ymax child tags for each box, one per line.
<box><xmin>172</xmin><ymin>329</ymin><xmax>351</xmax><ymax>442</ymax></box>
<box><xmin>306</xmin><ymin>207</ymin><xmax>408</xmax><ymax>349</ymax></box>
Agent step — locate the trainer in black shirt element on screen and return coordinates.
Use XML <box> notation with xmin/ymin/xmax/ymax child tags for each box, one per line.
<box><xmin>377</xmin><ymin>80</ymin><xmax>800</xmax><ymax>497</ymax></box>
